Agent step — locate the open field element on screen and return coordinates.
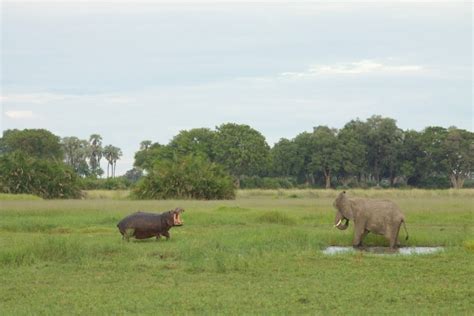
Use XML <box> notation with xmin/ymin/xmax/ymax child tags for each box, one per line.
<box><xmin>0</xmin><ymin>190</ymin><xmax>473</xmax><ymax>314</ymax></box>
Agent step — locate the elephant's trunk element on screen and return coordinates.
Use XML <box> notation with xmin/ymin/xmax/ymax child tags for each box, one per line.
<box><xmin>334</xmin><ymin>211</ymin><xmax>349</xmax><ymax>230</ymax></box>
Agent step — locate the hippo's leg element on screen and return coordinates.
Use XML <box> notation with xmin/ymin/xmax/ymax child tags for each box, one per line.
<box><xmin>120</xmin><ymin>231</ymin><xmax>129</xmax><ymax>242</ymax></box>
<box><xmin>155</xmin><ymin>233</ymin><xmax>162</xmax><ymax>240</ymax></box>
<box><xmin>162</xmin><ymin>231</ymin><xmax>170</xmax><ymax>240</ymax></box>
<box><xmin>123</xmin><ymin>228</ymin><xmax>134</xmax><ymax>242</ymax></box>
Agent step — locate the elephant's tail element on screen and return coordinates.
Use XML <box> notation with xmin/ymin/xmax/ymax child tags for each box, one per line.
<box><xmin>402</xmin><ymin>220</ymin><xmax>409</xmax><ymax>241</ymax></box>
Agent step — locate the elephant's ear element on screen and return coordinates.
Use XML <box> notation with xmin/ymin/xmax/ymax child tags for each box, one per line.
<box><xmin>338</xmin><ymin>197</ymin><xmax>354</xmax><ymax>220</ymax></box>
<box><xmin>345</xmin><ymin>200</ymin><xmax>355</xmax><ymax>220</ymax></box>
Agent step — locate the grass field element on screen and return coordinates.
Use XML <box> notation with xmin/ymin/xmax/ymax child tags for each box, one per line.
<box><xmin>0</xmin><ymin>189</ymin><xmax>473</xmax><ymax>314</ymax></box>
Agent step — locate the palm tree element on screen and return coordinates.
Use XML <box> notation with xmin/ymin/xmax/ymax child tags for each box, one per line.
<box><xmin>103</xmin><ymin>145</ymin><xmax>113</xmax><ymax>178</ymax></box>
<box><xmin>103</xmin><ymin>145</ymin><xmax>122</xmax><ymax>178</ymax></box>
<box><xmin>89</xmin><ymin>134</ymin><xmax>103</xmax><ymax>177</ymax></box>
<box><xmin>112</xmin><ymin>147</ymin><xmax>123</xmax><ymax>178</ymax></box>
<box><xmin>140</xmin><ymin>140</ymin><xmax>152</xmax><ymax>151</ymax></box>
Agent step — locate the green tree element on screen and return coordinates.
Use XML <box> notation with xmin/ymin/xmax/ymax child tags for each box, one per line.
<box><xmin>61</xmin><ymin>136</ymin><xmax>91</xmax><ymax>176</ymax></box>
<box><xmin>381</xmin><ymin>130</ymin><xmax>404</xmax><ymax>186</ymax></box>
<box><xmin>103</xmin><ymin>145</ymin><xmax>113</xmax><ymax>178</ymax></box>
<box><xmin>416</xmin><ymin>126</ymin><xmax>450</xmax><ymax>187</ymax></box>
<box><xmin>1</xmin><ymin>129</ymin><xmax>63</xmax><ymax>160</ymax></box>
<box><xmin>134</xmin><ymin>142</ymin><xmax>175</xmax><ymax>172</ymax></box>
<box><xmin>337</xmin><ymin>121</ymin><xmax>367</xmax><ymax>186</ymax></box>
<box><xmin>398</xmin><ymin>130</ymin><xmax>424</xmax><ymax>186</ymax></box>
<box><xmin>89</xmin><ymin>134</ymin><xmax>103</xmax><ymax>177</ymax></box>
<box><xmin>0</xmin><ymin>152</ymin><xmax>81</xmax><ymax>199</ymax></box>
<box><xmin>124</xmin><ymin>168</ymin><xmax>143</xmax><ymax>183</ymax></box>
<box><xmin>112</xmin><ymin>147</ymin><xmax>123</xmax><ymax>178</ymax></box>
<box><xmin>169</xmin><ymin>128</ymin><xmax>216</xmax><ymax>160</ymax></box>
<box><xmin>442</xmin><ymin>128</ymin><xmax>474</xmax><ymax>188</ymax></box>
<box><xmin>309</xmin><ymin>126</ymin><xmax>341</xmax><ymax>189</ymax></box>
<box><xmin>365</xmin><ymin>115</ymin><xmax>403</xmax><ymax>186</ymax></box>
<box><xmin>214</xmin><ymin>123</ymin><xmax>270</xmax><ymax>186</ymax></box>
<box><xmin>140</xmin><ymin>140</ymin><xmax>152</xmax><ymax>151</ymax></box>
<box><xmin>103</xmin><ymin>145</ymin><xmax>122</xmax><ymax>178</ymax></box>
<box><xmin>133</xmin><ymin>154</ymin><xmax>235</xmax><ymax>200</ymax></box>
<box><xmin>270</xmin><ymin>138</ymin><xmax>303</xmax><ymax>177</ymax></box>
<box><xmin>293</xmin><ymin>132</ymin><xmax>317</xmax><ymax>185</ymax></box>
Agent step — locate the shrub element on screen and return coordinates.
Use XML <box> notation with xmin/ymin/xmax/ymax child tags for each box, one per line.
<box><xmin>463</xmin><ymin>179</ymin><xmax>474</xmax><ymax>188</ymax></box>
<box><xmin>79</xmin><ymin>177</ymin><xmax>132</xmax><ymax>190</ymax></box>
<box><xmin>0</xmin><ymin>152</ymin><xmax>81</xmax><ymax>199</ymax></box>
<box><xmin>240</xmin><ymin>176</ymin><xmax>296</xmax><ymax>189</ymax></box>
<box><xmin>418</xmin><ymin>176</ymin><xmax>451</xmax><ymax>189</ymax></box>
<box><xmin>132</xmin><ymin>154</ymin><xmax>235</xmax><ymax>200</ymax></box>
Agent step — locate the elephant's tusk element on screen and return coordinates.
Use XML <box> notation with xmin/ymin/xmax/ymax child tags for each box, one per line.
<box><xmin>334</xmin><ymin>219</ymin><xmax>342</xmax><ymax>227</ymax></box>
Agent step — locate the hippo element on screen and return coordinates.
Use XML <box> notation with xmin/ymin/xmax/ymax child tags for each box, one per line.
<box><xmin>117</xmin><ymin>207</ymin><xmax>184</xmax><ymax>241</ymax></box>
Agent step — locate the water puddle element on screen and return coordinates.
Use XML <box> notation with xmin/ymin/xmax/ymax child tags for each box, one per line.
<box><xmin>323</xmin><ymin>246</ymin><xmax>443</xmax><ymax>255</ymax></box>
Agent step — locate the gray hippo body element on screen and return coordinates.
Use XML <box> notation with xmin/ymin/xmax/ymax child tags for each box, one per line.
<box><xmin>117</xmin><ymin>208</ymin><xmax>184</xmax><ymax>241</ymax></box>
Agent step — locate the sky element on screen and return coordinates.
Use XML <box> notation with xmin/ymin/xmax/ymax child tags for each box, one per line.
<box><xmin>1</xmin><ymin>0</ymin><xmax>472</xmax><ymax>175</ymax></box>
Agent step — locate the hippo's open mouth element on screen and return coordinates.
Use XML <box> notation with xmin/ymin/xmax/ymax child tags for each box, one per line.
<box><xmin>173</xmin><ymin>212</ymin><xmax>184</xmax><ymax>226</ymax></box>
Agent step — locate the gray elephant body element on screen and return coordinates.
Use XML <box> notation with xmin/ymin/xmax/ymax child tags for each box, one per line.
<box><xmin>333</xmin><ymin>191</ymin><xmax>408</xmax><ymax>249</ymax></box>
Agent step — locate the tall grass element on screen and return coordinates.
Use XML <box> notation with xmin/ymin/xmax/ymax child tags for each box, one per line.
<box><xmin>0</xmin><ymin>189</ymin><xmax>472</xmax><ymax>314</ymax></box>
<box><xmin>82</xmin><ymin>190</ymin><xmax>130</xmax><ymax>200</ymax></box>
<box><xmin>0</xmin><ymin>193</ymin><xmax>42</xmax><ymax>201</ymax></box>
<box><xmin>0</xmin><ymin>236</ymin><xmax>124</xmax><ymax>266</ymax></box>
<box><xmin>237</xmin><ymin>188</ymin><xmax>474</xmax><ymax>199</ymax></box>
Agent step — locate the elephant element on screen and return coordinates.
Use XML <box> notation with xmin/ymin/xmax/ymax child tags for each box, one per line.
<box><xmin>333</xmin><ymin>191</ymin><xmax>408</xmax><ymax>249</ymax></box>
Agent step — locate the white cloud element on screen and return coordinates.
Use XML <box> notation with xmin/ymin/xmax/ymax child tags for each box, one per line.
<box><xmin>1</xmin><ymin>93</ymin><xmax>135</xmax><ymax>105</ymax></box>
<box><xmin>0</xmin><ymin>93</ymin><xmax>66</xmax><ymax>104</ymax></box>
<box><xmin>280</xmin><ymin>60</ymin><xmax>424</xmax><ymax>79</ymax></box>
<box><xmin>4</xmin><ymin>110</ymin><xmax>34</xmax><ymax>119</ymax></box>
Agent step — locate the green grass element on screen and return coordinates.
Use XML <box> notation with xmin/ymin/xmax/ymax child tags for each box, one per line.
<box><xmin>0</xmin><ymin>193</ymin><xmax>42</xmax><ymax>201</ymax></box>
<box><xmin>82</xmin><ymin>190</ymin><xmax>131</xmax><ymax>200</ymax></box>
<box><xmin>0</xmin><ymin>190</ymin><xmax>473</xmax><ymax>314</ymax></box>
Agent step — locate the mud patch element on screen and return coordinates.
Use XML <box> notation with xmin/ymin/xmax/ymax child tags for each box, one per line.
<box><xmin>323</xmin><ymin>246</ymin><xmax>444</xmax><ymax>255</ymax></box>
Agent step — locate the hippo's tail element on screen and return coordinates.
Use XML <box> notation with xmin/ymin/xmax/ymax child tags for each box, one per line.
<box><xmin>402</xmin><ymin>220</ymin><xmax>409</xmax><ymax>241</ymax></box>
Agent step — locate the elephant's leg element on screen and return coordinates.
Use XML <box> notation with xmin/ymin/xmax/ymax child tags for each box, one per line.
<box><xmin>389</xmin><ymin>222</ymin><xmax>402</xmax><ymax>249</ymax></box>
<box><xmin>361</xmin><ymin>229</ymin><xmax>369</xmax><ymax>243</ymax></box>
<box><xmin>352</xmin><ymin>223</ymin><xmax>367</xmax><ymax>248</ymax></box>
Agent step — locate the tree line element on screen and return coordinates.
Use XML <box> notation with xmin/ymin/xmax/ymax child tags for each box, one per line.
<box><xmin>0</xmin><ymin>115</ymin><xmax>472</xmax><ymax>199</ymax></box>
<box><xmin>61</xmin><ymin>134</ymin><xmax>123</xmax><ymax>178</ymax></box>
<box><xmin>0</xmin><ymin>129</ymin><xmax>123</xmax><ymax>198</ymax></box>
<box><xmin>134</xmin><ymin>115</ymin><xmax>473</xmax><ymax>191</ymax></box>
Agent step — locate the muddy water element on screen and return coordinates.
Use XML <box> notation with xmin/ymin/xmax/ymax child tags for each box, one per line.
<box><xmin>322</xmin><ymin>246</ymin><xmax>444</xmax><ymax>255</ymax></box>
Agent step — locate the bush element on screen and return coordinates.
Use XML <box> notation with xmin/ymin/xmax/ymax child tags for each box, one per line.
<box><xmin>463</xmin><ymin>179</ymin><xmax>474</xmax><ymax>188</ymax></box>
<box><xmin>79</xmin><ymin>177</ymin><xmax>131</xmax><ymax>190</ymax></box>
<box><xmin>132</xmin><ymin>155</ymin><xmax>235</xmax><ymax>200</ymax></box>
<box><xmin>240</xmin><ymin>176</ymin><xmax>296</xmax><ymax>189</ymax></box>
<box><xmin>0</xmin><ymin>152</ymin><xmax>81</xmax><ymax>199</ymax></box>
<box><xmin>239</xmin><ymin>176</ymin><xmax>263</xmax><ymax>189</ymax></box>
<box><xmin>418</xmin><ymin>176</ymin><xmax>451</xmax><ymax>189</ymax></box>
